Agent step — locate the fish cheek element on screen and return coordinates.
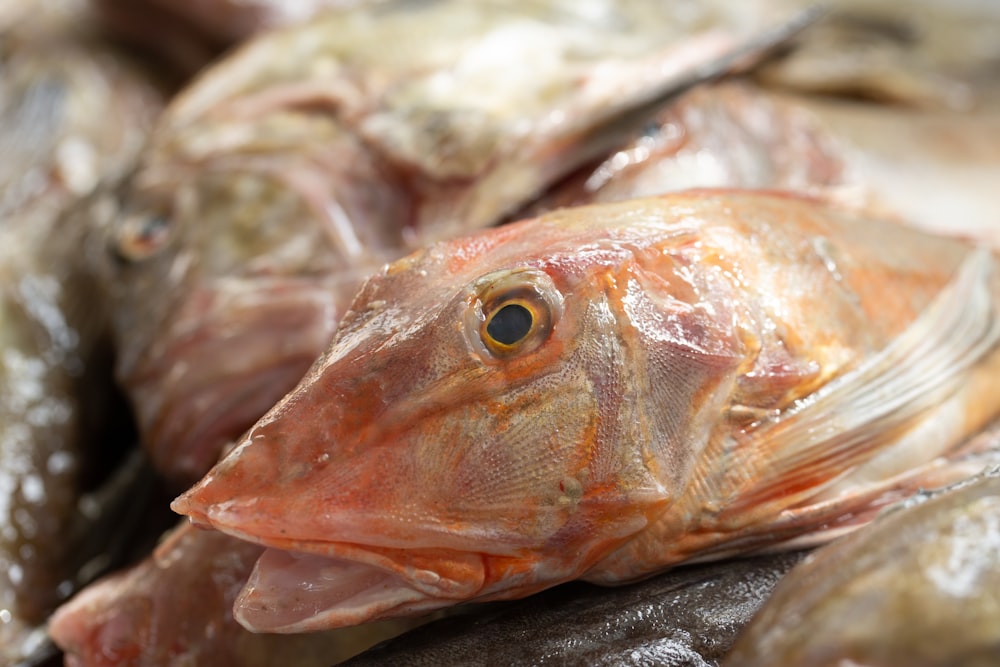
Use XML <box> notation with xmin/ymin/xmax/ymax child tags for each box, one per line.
<box><xmin>620</xmin><ymin>272</ymin><xmax>747</xmax><ymax>495</ymax></box>
<box><xmin>438</xmin><ymin>363</ymin><xmax>602</xmax><ymax>550</ymax></box>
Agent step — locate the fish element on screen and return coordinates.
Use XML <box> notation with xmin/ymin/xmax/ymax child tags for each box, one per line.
<box><xmin>97</xmin><ymin>0</ymin><xmax>814</xmax><ymax>487</ymax></box>
<box><xmin>49</xmin><ymin>520</ymin><xmax>431</xmax><ymax>667</ymax></box>
<box><xmin>343</xmin><ymin>551</ymin><xmax>806</xmax><ymax>667</ymax></box>
<box><xmin>749</xmin><ymin>1</ymin><xmax>1000</xmax><ymax>243</ymax></box>
<box><xmin>757</xmin><ymin>0</ymin><xmax>1000</xmax><ymax>110</ymax></box>
<box><xmin>724</xmin><ymin>461</ymin><xmax>1000</xmax><ymax>667</ymax></box>
<box><xmin>90</xmin><ymin>0</ymin><xmax>382</xmax><ymax>76</ymax></box>
<box><xmin>527</xmin><ymin>79</ymin><xmax>1000</xmax><ymax>246</ymax></box>
<box><xmin>0</xmin><ymin>1</ymin><xmax>164</xmax><ymax>663</ymax></box>
<box><xmin>524</xmin><ymin>81</ymin><xmax>849</xmax><ymax>214</ymax></box>
<box><xmin>46</xmin><ymin>81</ymin><xmax>847</xmax><ymax>667</ymax></box>
<box><xmin>174</xmin><ymin>189</ymin><xmax>1000</xmax><ymax>633</ymax></box>
<box><xmin>56</xmin><ymin>7</ymin><xmax>815</xmax><ymax>664</ymax></box>
<box><xmin>769</xmin><ymin>92</ymin><xmax>1000</xmax><ymax>246</ymax></box>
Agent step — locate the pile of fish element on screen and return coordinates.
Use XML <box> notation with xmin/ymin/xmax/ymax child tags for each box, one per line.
<box><xmin>1</xmin><ymin>0</ymin><xmax>999</xmax><ymax>665</ymax></box>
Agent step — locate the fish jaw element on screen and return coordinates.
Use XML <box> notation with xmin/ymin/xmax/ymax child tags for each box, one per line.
<box><xmin>171</xmin><ymin>336</ymin><xmax>662</xmax><ymax>630</ymax></box>
<box><xmin>233</xmin><ymin>545</ymin><xmax>485</xmax><ymax>633</ymax></box>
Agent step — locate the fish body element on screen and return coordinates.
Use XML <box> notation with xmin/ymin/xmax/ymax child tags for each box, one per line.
<box><xmin>49</xmin><ymin>522</ymin><xmax>426</xmax><ymax>667</ymax></box>
<box><xmin>725</xmin><ymin>463</ymin><xmax>1000</xmax><ymax>667</ymax></box>
<box><xmin>90</xmin><ymin>0</ymin><xmax>382</xmax><ymax>76</ymax></box>
<box><xmin>0</xmin><ymin>3</ymin><xmax>163</xmax><ymax>662</ymax></box>
<box><xmin>527</xmin><ymin>76</ymin><xmax>1000</xmax><ymax>250</ymax></box>
<box><xmin>102</xmin><ymin>0</ymin><xmax>804</xmax><ymax>485</ymax></box>
<box><xmin>526</xmin><ymin>81</ymin><xmax>848</xmax><ymax>214</ymax></box>
<box><xmin>759</xmin><ymin>0</ymin><xmax>1000</xmax><ymax>110</ymax></box>
<box><xmin>175</xmin><ymin>190</ymin><xmax>1000</xmax><ymax>632</ymax></box>
<box><xmin>777</xmin><ymin>93</ymin><xmax>1000</xmax><ymax>245</ymax></box>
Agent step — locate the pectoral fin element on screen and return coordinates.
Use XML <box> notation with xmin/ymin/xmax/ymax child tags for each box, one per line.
<box><xmin>720</xmin><ymin>247</ymin><xmax>1000</xmax><ymax>517</ymax></box>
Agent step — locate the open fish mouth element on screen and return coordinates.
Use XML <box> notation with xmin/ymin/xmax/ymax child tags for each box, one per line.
<box><xmin>230</xmin><ymin>541</ymin><xmax>487</xmax><ymax>633</ymax></box>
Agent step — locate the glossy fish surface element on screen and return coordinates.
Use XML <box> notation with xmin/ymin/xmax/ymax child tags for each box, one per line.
<box><xmin>102</xmin><ymin>0</ymin><xmax>805</xmax><ymax>486</ymax></box>
<box><xmin>725</xmin><ymin>463</ymin><xmax>1000</xmax><ymax>667</ymax></box>
<box><xmin>526</xmin><ymin>81</ymin><xmax>848</xmax><ymax>214</ymax></box>
<box><xmin>175</xmin><ymin>190</ymin><xmax>1000</xmax><ymax>632</ymax></box>
<box><xmin>0</xmin><ymin>3</ymin><xmax>163</xmax><ymax>662</ymax></box>
<box><xmin>528</xmin><ymin>79</ymin><xmax>1000</xmax><ymax>247</ymax></box>
<box><xmin>49</xmin><ymin>521</ymin><xmax>428</xmax><ymax>667</ymax></box>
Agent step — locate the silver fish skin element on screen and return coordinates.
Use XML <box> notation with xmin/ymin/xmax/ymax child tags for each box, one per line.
<box><xmin>0</xmin><ymin>2</ymin><xmax>164</xmax><ymax>664</ymax></box>
<box><xmin>725</xmin><ymin>462</ymin><xmax>1000</xmax><ymax>667</ymax></box>
<box><xmin>100</xmin><ymin>0</ymin><xmax>806</xmax><ymax>486</ymax></box>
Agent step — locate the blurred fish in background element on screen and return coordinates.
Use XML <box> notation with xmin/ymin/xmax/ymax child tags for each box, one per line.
<box><xmin>90</xmin><ymin>0</ymin><xmax>383</xmax><ymax>75</ymax></box>
<box><xmin>726</xmin><ymin>463</ymin><xmax>1000</xmax><ymax>667</ymax></box>
<box><xmin>0</xmin><ymin>0</ymin><xmax>164</xmax><ymax>663</ymax></box>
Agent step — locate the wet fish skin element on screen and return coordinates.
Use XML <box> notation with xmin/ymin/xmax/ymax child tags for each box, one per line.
<box><xmin>90</xmin><ymin>0</ymin><xmax>380</xmax><ymax>76</ymax></box>
<box><xmin>526</xmin><ymin>81</ymin><xmax>848</xmax><ymax>214</ymax></box>
<box><xmin>0</xmin><ymin>3</ymin><xmax>163</xmax><ymax>663</ymax></box>
<box><xmin>775</xmin><ymin>92</ymin><xmax>1000</xmax><ymax>246</ymax></box>
<box><xmin>345</xmin><ymin>552</ymin><xmax>806</xmax><ymax>667</ymax></box>
<box><xmin>49</xmin><ymin>521</ymin><xmax>427</xmax><ymax>667</ymax></box>
<box><xmin>529</xmin><ymin>78</ymin><xmax>1000</xmax><ymax>247</ymax></box>
<box><xmin>60</xmin><ymin>7</ymin><xmax>812</xmax><ymax>663</ymax></box>
<box><xmin>105</xmin><ymin>0</ymin><xmax>802</xmax><ymax>486</ymax></box>
<box><xmin>174</xmin><ymin>190</ymin><xmax>1000</xmax><ymax>632</ymax></box>
<box><xmin>759</xmin><ymin>0</ymin><xmax>1000</xmax><ymax>110</ymax></box>
<box><xmin>725</xmin><ymin>463</ymin><xmax>1000</xmax><ymax>667</ymax></box>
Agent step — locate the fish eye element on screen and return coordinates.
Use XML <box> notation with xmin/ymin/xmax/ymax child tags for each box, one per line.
<box><xmin>468</xmin><ymin>269</ymin><xmax>562</xmax><ymax>359</ymax></box>
<box><xmin>114</xmin><ymin>213</ymin><xmax>171</xmax><ymax>262</ymax></box>
<box><xmin>486</xmin><ymin>302</ymin><xmax>533</xmax><ymax>346</ymax></box>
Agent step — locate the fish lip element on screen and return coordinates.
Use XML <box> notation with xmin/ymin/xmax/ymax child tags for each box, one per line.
<box><xmin>177</xmin><ymin>493</ymin><xmax>489</xmax><ymax>608</ymax></box>
<box><xmin>233</xmin><ymin>547</ymin><xmax>466</xmax><ymax>633</ymax></box>
<box><xmin>226</xmin><ymin>521</ymin><xmax>484</xmax><ymax>594</ymax></box>
<box><xmin>221</xmin><ymin>527</ymin><xmax>487</xmax><ymax>632</ymax></box>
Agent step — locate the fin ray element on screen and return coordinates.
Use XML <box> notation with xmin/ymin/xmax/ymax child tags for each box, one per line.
<box><xmin>722</xmin><ymin>248</ymin><xmax>1000</xmax><ymax>515</ymax></box>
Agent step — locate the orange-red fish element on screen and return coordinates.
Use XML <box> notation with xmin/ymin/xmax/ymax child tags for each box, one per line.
<box><xmin>174</xmin><ymin>189</ymin><xmax>1000</xmax><ymax>632</ymax></box>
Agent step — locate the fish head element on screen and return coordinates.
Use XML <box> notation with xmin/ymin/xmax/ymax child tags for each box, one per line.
<box><xmin>98</xmin><ymin>107</ymin><xmax>411</xmax><ymax>485</ymax></box>
<box><xmin>174</xmin><ymin>199</ymin><xmax>751</xmax><ymax>631</ymax></box>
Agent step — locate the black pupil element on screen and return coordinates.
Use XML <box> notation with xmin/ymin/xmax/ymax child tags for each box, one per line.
<box><xmin>486</xmin><ymin>303</ymin><xmax>533</xmax><ymax>346</ymax></box>
<box><xmin>138</xmin><ymin>215</ymin><xmax>169</xmax><ymax>242</ymax></box>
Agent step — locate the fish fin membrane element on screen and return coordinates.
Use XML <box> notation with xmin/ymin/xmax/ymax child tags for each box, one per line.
<box><xmin>723</xmin><ymin>247</ymin><xmax>1000</xmax><ymax>514</ymax></box>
